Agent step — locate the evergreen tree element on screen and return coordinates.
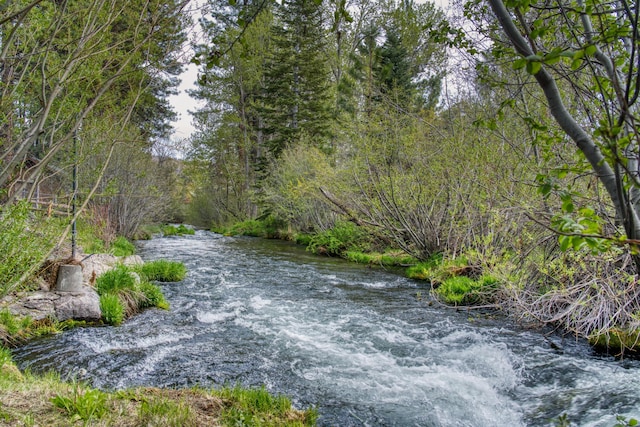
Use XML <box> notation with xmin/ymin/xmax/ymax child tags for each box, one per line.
<box><xmin>260</xmin><ymin>0</ymin><xmax>333</xmax><ymax>158</ymax></box>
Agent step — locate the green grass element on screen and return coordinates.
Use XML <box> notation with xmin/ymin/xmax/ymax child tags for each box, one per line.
<box><xmin>138</xmin><ymin>260</ymin><xmax>187</xmax><ymax>282</ymax></box>
<box><xmin>95</xmin><ymin>263</ymin><xmax>175</xmax><ymax>325</ymax></box>
<box><xmin>344</xmin><ymin>250</ymin><xmax>417</xmax><ymax>267</ymax></box>
<box><xmin>163</xmin><ymin>224</ymin><xmax>196</xmax><ymax>237</ymax></box>
<box><xmin>218</xmin><ymin>384</ymin><xmax>318</xmax><ymax>426</ymax></box>
<box><xmin>110</xmin><ymin>236</ymin><xmax>136</xmax><ymax>256</ymax></box>
<box><xmin>99</xmin><ymin>294</ymin><xmax>124</xmax><ymax>326</ymax></box>
<box><xmin>95</xmin><ymin>265</ymin><xmax>138</xmax><ymax>295</ymax></box>
<box><xmin>0</xmin><ymin>309</ymin><xmax>71</xmax><ymax>346</ymax></box>
<box><xmin>434</xmin><ymin>275</ymin><xmax>498</xmax><ymax>306</ymax></box>
<box><xmin>0</xmin><ymin>349</ymin><xmax>317</xmax><ymax>426</ymax></box>
<box><xmin>51</xmin><ymin>383</ymin><xmax>110</xmax><ymax>422</ymax></box>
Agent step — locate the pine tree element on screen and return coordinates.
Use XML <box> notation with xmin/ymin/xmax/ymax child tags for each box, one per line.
<box><xmin>260</xmin><ymin>0</ymin><xmax>334</xmax><ymax>158</ymax></box>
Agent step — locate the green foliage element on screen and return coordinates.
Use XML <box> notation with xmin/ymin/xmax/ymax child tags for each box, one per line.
<box><xmin>344</xmin><ymin>250</ymin><xmax>416</xmax><ymax>267</ymax></box>
<box><xmin>434</xmin><ymin>275</ymin><xmax>498</xmax><ymax>305</ymax></box>
<box><xmin>0</xmin><ymin>202</ymin><xmax>58</xmax><ymax>297</ymax></box>
<box><xmin>110</xmin><ymin>236</ymin><xmax>136</xmax><ymax>257</ymax></box>
<box><xmin>138</xmin><ymin>398</ymin><xmax>195</xmax><ymax>427</ymax></box>
<box><xmin>589</xmin><ymin>328</ymin><xmax>640</xmax><ymax>354</ymax></box>
<box><xmin>307</xmin><ymin>221</ymin><xmax>370</xmax><ymax>256</ymax></box>
<box><xmin>96</xmin><ymin>265</ymin><xmax>137</xmax><ymax>295</ymax></box>
<box><xmin>96</xmin><ymin>263</ymin><xmax>174</xmax><ymax>324</ymax></box>
<box><xmin>614</xmin><ymin>416</ymin><xmax>639</xmax><ymax>427</ymax></box>
<box><xmin>139</xmin><ymin>282</ymin><xmax>170</xmax><ymax>310</ymax></box>
<box><xmin>162</xmin><ymin>224</ymin><xmax>196</xmax><ymax>237</ymax></box>
<box><xmin>406</xmin><ymin>253</ymin><xmax>444</xmax><ymax>280</ymax></box>
<box><xmin>51</xmin><ymin>384</ymin><xmax>109</xmax><ymax>422</ymax></box>
<box><xmin>218</xmin><ymin>384</ymin><xmax>317</xmax><ymax>427</ymax></box>
<box><xmin>139</xmin><ymin>260</ymin><xmax>187</xmax><ymax>282</ymax></box>
<box><xmin>218</xmin><ymin>217</ymin><xmax>286</xmax><ymax>239</ymax></box>
<box><xmin>99</xmin><ymin>294</ymin><xmax>124</xmax><ymax>326</ymax></box>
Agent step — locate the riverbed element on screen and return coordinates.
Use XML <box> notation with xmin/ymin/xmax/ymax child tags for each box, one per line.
<box><xmin>13</xmin><ymin>231</ymin><xmax>640</xmax><ymax>426</ymax></box>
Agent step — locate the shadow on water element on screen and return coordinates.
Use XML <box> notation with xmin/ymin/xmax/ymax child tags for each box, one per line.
<box><xmin>12</xmin><ymin>231</ymin><xmax>640</xmax><ymax>426</ymax></box>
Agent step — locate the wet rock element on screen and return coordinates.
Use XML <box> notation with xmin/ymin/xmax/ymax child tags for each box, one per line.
<box><xmin>2</xmin><ymin>287</ymin><xmax>101</xmax><ymax>322</ymax></box>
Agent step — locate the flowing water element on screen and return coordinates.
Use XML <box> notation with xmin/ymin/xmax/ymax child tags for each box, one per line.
<box><xmin>13</xmin><ymin>231</ymin><xmax>640</xmax><ymax>426</ymax></box>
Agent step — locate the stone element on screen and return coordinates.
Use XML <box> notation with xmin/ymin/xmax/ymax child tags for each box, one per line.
<box><xmin>54</xmin><ymin>286</ymin><xmax>101</xmax><ymax>321</ymax></box>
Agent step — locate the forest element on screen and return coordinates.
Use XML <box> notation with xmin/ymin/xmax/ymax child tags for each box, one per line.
<box><xmin>2</xmin><ymin>0</ymin><xmax>640</xmax><ymax>355</ymax></box>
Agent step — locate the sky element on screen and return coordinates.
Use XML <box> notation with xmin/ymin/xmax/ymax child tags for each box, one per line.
<box><xmin>169</xmin><ymin>62</ymin><xmax>200</xmax><ymax>142</ymax></box>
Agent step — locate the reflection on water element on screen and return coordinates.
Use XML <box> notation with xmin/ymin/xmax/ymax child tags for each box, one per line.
<box><xmin>13</xmin><ymin>231</ymin><xmax>640</xmax><ymax>426</ymax></box>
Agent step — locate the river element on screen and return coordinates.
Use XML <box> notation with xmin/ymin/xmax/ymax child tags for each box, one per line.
<box><xmin>12</xmin><ymin>231</ymin><xmax>640</xmax><ymax>426</ymax></box>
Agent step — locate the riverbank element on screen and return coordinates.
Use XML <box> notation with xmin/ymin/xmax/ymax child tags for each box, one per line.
<box><xmin>0</xmin><ymin>346</ymin><xmax>316</xmax><ymax>426</ymax></box>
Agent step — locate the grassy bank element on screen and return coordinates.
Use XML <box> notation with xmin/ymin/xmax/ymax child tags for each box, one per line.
<box><xmin>0</xmin><ymin>347</ymin><xmax>316</xmax><ymax>426</ymax></box>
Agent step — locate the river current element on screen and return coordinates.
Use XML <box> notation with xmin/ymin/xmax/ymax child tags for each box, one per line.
<box><xmin>13</xmin><ymin>231</ymin><xmax>640</xmax><ymax>426</ymax></box>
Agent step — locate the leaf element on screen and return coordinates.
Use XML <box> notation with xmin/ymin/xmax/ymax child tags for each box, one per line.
<box><xmin>585</xmin><ymin>44</ymin><xmax>597</xmax><ymax>56</ymax></box>
<box><xmin>512</xmin><ymin>58</ymin><xmax>527</xmax><ymax>70</ymax></box>
<box><xmin>571</xmin><ymin>58</ymin><xmax>582</xmax><ymax>70</ymax></box>
<box><xmin>559</xmin><ymin>236</ymin><xmax>571</xmax><ymax>251</ymax></box>
<box><xmin>526</xmin><ymin>60</ymin><xmax>542</xmax><ymax>75</ymax></box>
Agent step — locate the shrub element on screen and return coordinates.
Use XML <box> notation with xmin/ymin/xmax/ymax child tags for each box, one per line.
<box><xmin>307</xmin><ymin>221</ymin><xmax>370</xmax><ymax>256</ymax></box>
<box><xmin>139</xmin><ymin>260</ymin><xmax>187</xmax><ymax>282</ymax></box>
<box><xmin>110</xmin><ymin>236</ymin><xmax>136</xmax><ymax>257</ymax></box>
<box><xmin>100</xmin><ymin>294</ymin><xmax>124</xmax><ymax>326</ymax></box>
<box><xmin>0</xmin><ymin>201</ymin><xmax>58</xmax><ymax>296</ymax></box>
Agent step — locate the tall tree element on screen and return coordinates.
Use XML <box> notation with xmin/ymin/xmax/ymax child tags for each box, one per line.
<box><xmin>260</xmin><ymin>0</ymin><xmax>334</xmax><ymax>157</ymax></box>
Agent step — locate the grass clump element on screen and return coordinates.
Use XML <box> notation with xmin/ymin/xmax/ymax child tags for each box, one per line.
<box><xmin>218</xmin><ymin>384</ymin><xmax>318</xmax><ymax>427</ymax></box>
<box><xmin>434</xmin><ymin>275</ymin><xmax>498</xmax><ymax>306</ymax></box>
<box><xmin>0</xmin><ymin>309</ymin><xmax>68</xmax><ymax>347</ymax></box>
<box><xmin>95</xmin><ymin>263</ymin><xmax>174</xmax><ymax>325</ymax></box>
<box><xmin>110</xmin><ymin>236</ymin><xmax>136</xmax><ymax>256</ymax></box>
<box><xmin>138</xmin><ymin>260</ymin><xmax>187</xmax><ymax>282</ymax></box>
<box><xmin>163</xmin><ymin>224</ymin><xmax>195</xmax><ymax>237</ymax></box>
<box><xmin>345</xmin><ymin>250</ymin><xmax>417</xmax><ymax>267</ymax></box>
<box><xmin>51</xmin><ymin>384</ymin><xmax>110</xmax><ymax>422</ymax></box>
<box><xmin>99</xmin><ymin>294</ymin><xmax>124</xmax><ymax>326</ymax></box>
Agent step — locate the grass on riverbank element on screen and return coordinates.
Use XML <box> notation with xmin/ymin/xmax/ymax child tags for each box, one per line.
<box><xmin>96</xmin><ymin>260</ymin><xmax>187</xmax><ymax>326</ymax></box>
<box><xmin>0</xmin><ymin>347</ymin><xmax>317</xmax><ymax>427</ymax></box>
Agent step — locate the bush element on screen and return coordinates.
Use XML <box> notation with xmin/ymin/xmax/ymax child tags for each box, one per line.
<box><xmin>434</xmin><ymin>275</ymin><xmax>498</xmax><ymax>306</ymax></box>
<box><xmin>0</xmin><ymin>201</ymin><xmax>58</xmax><ymax>296</ymax></box>
<box><xmin>100</xmin><ymin>294</ymin><xmax>124</xmax><ymax>326</ymax></box>
<box><xmin>139</xmin><ymin>260</ymin><xmax>187</xmax><ymax>282</ymax></box>
<box><xmin>110</xmin><ymin>236</ymin><xmax>136</xmax><ymax>257</ymax></box>
<box><xmin>307</xmin><ymin>221</ymin><xmax>370</xmax><ymax>256</ymax></box>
